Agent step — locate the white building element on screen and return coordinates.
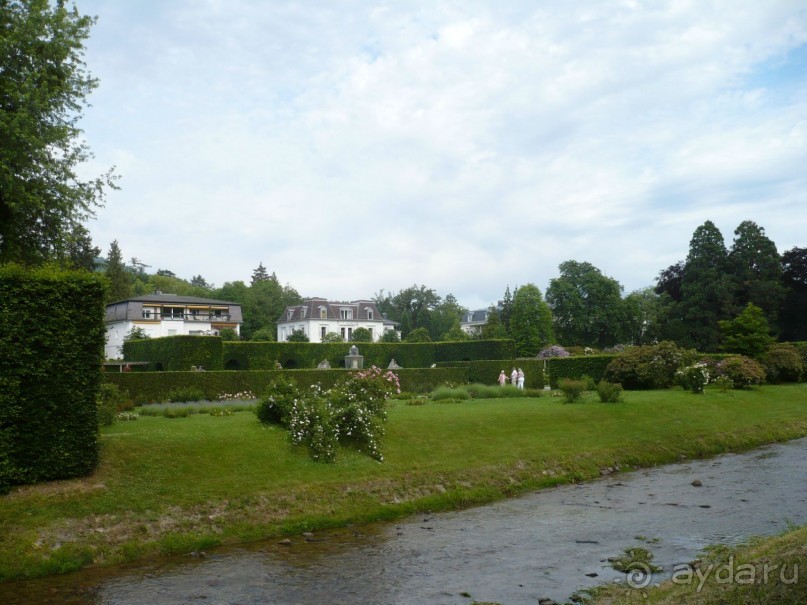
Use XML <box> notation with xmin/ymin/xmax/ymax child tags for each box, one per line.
<box><xmin>277</xmin><ymin>298</ymin><xmax>398</xmax><ymax>342</ymax></box>
<box><xmin>104</xmin><ymin>292</ymin><xmax>242</xmax><ymax>359</ymax></box>
<box><xmin>460</xmin><ymin>309</ymin><xmax>490</xmax><ymax>336</ymax></box>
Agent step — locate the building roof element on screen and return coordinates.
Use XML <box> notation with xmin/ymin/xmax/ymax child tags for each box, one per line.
<box><xmin>107</xmin><ymin>293</ymin><xmax>240</xmax><ymax>307</ymax></box>
<box><xmin>278</xmin><ymin>298</ymin><xmax>385</xmax><ymax>323</ymax></box>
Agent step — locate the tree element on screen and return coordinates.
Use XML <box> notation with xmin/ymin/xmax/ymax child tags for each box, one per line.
<box><xmin>251</xmin><ymin>262</ymin><xmax>271</xmax><ymax>285</ymax></box>
<box><xmin>623</xmin><ymin>287</ymin><xmax>661</xmax><ymax>346</ymax></box>
<box><xmin>719</xmin><ymin>303</ymin><xmax>774</xmax><ymax>359</ymax></box>
<box><xmin>218</xmin><ymin>327</ymin><xmax>239</xmax><ymax>341</ymax></box>
<box><xmin>322</xmin><ymin>332</ymin><xmax>344</xmax><ymax>343</ymax></box>
<box><xmin>63</xmin><ymin>223</ymin><xmax>99</xmax><ymax>271</ymax></box>
<box><xmin>510</xmin><ymin>283</ymin><xmax>553</xmax><ymax>356</ymax></box>
<box><xmin>190</xmin><ymin>275</ymin><xmax>213</xmax><ymax>290</ymax></box>
<box><xmin>779</xmin><ymin>247</ymin><xmax>807</xmax><ymax>341</ymax></box>
<box><xmin>250</xmin><ymin>328</ymin><xmax>274</xmax><ymax>342</ymax></box>
<box><xmin>104</xmin><ymin>240</ymin><xmax>130</xmax><ymax>303</ymax></box>
<box><xmin>375</xmin><ymin>285</ymin><xmax>440</xmax><ymax>337</ymax></box>
<box><xmin>287</xmin><ymin>328</ymin><xmax>309</xmax><ymax>342</ymax></box>
<box><xmin>379</xmin><ymin>330</ymin><xmax>400</xmax><ymax>343</ymax></box>
<box><xmin>0</xmin><ymin>0</ymin><xmax>116</xmax><ymax>265</ymax></box>
<box><xmin>123</xmin><ymin>325</ymin><xmax>149</xmax><ymax>342</ymax></box>
<box><xmin>351</xmin><ymin>327</ymin><xmax>373</xmax><ymax>342</ymax></box>
<box><xmin>442</xmin><ymin>320</ymin><xmax>470</xmax><ymax>342</ymax></box>
<box><xmin>404</xmin><ymin>327</ymin><xmax>431</xmax><ymax>342</ymax></box>
<box><xmin>545</xmin><ymin>261</ymin><xmax>625</xmax><ymax>348</ymax></box>
<box><xmin>727</xmin><ymin>221</ymin><xmax>783</xmax><ymax>322</ymax></box>
<box><xmin>499</xmin><ymin>286</ymin><xmax>514</xmax><ymax>334</ymax></box>
<box><xmin>429</xmin><ymin>293</ymin><xmax>467</xmax><ymax>341</ymax></box>
<box><xmin>677</xmin><ymin>221</ymin><xmax>733</xmax><ymax>351</ymax></box>
<box><xmin>481</xmin><ymin>306</ymin><xmax>507</xmax><ymax>339</ymax></box>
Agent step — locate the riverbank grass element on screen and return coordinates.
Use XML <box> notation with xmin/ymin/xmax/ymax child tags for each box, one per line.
<box><xmin>1</xmin><ymin>384</ymin><xmax>807</xmax><ymax>581</ymax></box>
<box><xmin>589</xmin><ymin>524</ymin><xmax>807</xmax><ymax>604</ymax></box>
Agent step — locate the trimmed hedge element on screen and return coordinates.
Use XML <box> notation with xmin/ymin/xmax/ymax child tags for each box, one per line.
<box><xmin>122</xmin><ymin>337</ymin><xmax>515</xmax><ymax>371</ymax></box>
<box><xmin>0</xmin><ymin>265</ymin><xmax>106</xmax><ymax>493</ymax></box>
<box><xmin>124</xmin><ymin>336</ymin><xmax>223</xmax><ymax>371</ymax></box>
<box><xmin>545</xmin><ymin>355</ymin><xmax>616</xmax><ymax>388</ymax></box>
<box><xmin>102</xmin><ymin>367</ymin><xmax>470</xmax><ymax>404</ymax></box>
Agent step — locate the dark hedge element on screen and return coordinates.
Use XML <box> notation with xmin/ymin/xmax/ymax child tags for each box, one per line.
<box><xmin>0</xmin><ymin>265</ymin><xmax>106</xmax><ymax>493</ymax></box>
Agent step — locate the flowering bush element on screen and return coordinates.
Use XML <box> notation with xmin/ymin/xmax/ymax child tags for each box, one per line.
<box><xmin>605</xmin><ymin>341</ymin><xmax>698</xmax><ymax>390</ymax></box>
<box><xmin>675</xmin><ymin>362</ymin><xmax>710</xmax><ymax>394</ymax></box>
<box><xmin>259</xmin><ymin>367</ymin><xmax>397</xmax><ymax>462</ymax></box>
<box><xmin>761</xmin><ymin>344</ymin><xmax>804</xmax><ymax>384</ymax></box>
<box><xmin>538</xmin><ymin>345</ymin><xmax>570</xmax><ymax>358</ymax></box>
<box><xmin>218</xmin><ymin>390</ymin><xmax>256</xmax><ymax>401</ymax></box>
<box><xmin>714</xmin><ymin>356</ymin><xmax>766</xmax><ymax>389</ymax></box>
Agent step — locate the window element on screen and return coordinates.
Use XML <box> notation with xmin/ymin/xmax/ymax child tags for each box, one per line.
<box><xmin>302</xmin><ymin>307</ymin><xmax>308</xmax><ymax>318</ymax></box>
<box><xmin>320</xmin><ymin>307</ymin><xmax>327</xmax><ymax>319</ymax></box>
<box><xmin>287</xmin><ymin>309</ymin><xmax>294</xmax><ymax>320</ymax></box>
<box><xmin>366</xmin><ymin>308</ymin><xmax>373</xmax><ymax>320</ymax></box>
<box><xmin>341</xmin><ymin>327</ymin><xmax>346</xmax><ymax>339</ymax></box>
<box><xmin>321</xmin><ymin>326</ymin><xmax>327</xmax><ymax>340</ymax></box>
<box><xmin>340</xmin><ymin>308</ymin><xmax>353</xmax><ymax>320</ymax></box>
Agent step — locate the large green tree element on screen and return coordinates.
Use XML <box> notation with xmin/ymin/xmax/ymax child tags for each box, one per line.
<box><xmin>429</xmin><ymin>293</ymin><xmax>467</xmax><ymax>341</ymax></box>
<box><xmin>622</xmin><ymin>287</ymin><xmax>661</xmax><ymax>346</ymax></box>
<box><xmin>726</xmin><ymin>220</ymin><xmax>783</xmax><ymax>322</ymax></box>
<box><xmin>374</xmin><ymin>285</ymin><xmax>441</xmax><ymax>337</ymax></box>
<box><xmin>510</xmin><ymin>283</ymin><xmax>553</xmax><ymax>356</ymax></box>
<box><xmin>545</xmin><ymin>261</ymin><xmax>625</xmax><ymax>348</ymax></box>
<box><xmin>719</xmin><ymin>303</ymin><xmax>775</xmax><ymax>358</ymax></box>
<box><xmin>104</xmin><ymin>240</ymin><xmax>130</xmax><ymax>303</ymax></box>
<box><xmin>0</xmin><ymin>0</ymin><xmax>116</xmax><ymax>265</ymax></box>
<box><xmin>676</xmin><ymin>220</ymin><xmax>733</xmax><ymax>351</ymax></box>
<box><xmin>779</xmin><ymin>247</ymin><xmax>807</xmax><ymax>341</ymax></box>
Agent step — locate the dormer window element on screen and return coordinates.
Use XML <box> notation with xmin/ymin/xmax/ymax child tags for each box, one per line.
<box><xmin>302</xmin><ymin>307</ymin><xmax>308</xmax><ymax>319</ymax></box>
<box><xmin>287</xmin><ymin>309</ymin><xmax>294</xmax><ymax>320</ymax></box>
<box><xmin>366</xmin><ymin>308</ymin><xmax>373</xmax><ymax>320</ymax></box>
<box><xmin>340</xmin><ymin>308</ymin><xmax>352</xmax><ymax>320</ymax></box>
<box><xmin>320</xmin><ymin>307</ymin><xmax>327</xmax><ymax>319</ymax></box>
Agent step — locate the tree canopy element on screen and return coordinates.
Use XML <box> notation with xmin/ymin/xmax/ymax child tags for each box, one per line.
<box><xmin>0</xmin><ymin>0</ymin><xmax>116</xmax><ymax>265</ymax></box>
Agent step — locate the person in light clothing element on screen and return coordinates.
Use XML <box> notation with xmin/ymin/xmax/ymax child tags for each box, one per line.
<box><xmin>517</xmin><ymin>368</ymin><xmax>525</xmax><ymax>389</ymax></box>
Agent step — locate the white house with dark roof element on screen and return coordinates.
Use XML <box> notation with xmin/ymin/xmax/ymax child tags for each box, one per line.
<box><xmin>277</xmin><ymin>298</ymin><xmax>398</xmax><ymax>342</ymax></box>
<box><xmin>104</xmin><ymin>292</ymin><xmax>242</xmax><ymax>359</ymax></box>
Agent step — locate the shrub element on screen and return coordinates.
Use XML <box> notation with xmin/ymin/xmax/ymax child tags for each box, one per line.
<box><xmin>219</xmin><ymin>327</ymin><xmax>240</xmax><ymax>341</ymax></box>
<box><xmin>250</xmin><ymin>328</ymin><xmax>274</xmax><ymax>342</ymax></box>
<box><xmin>675</xmin><ymin>362</ymin><xmax>710</xmax><ymax>394</ymax></box>
<box><xmin>558</xmin><ymin>378</ymin><xmax>587</xmax><ymax>403</ymax></box>
<box><xmin>714</xmin><ymin>356</ymin><xmax>766</xmax><ymax>389</ymax></box>
<box><xmin>538</xmin><ymin>345</ymin><xmax>570</xmax><ymax>358</ymax></box>
<box><xmin>431</xmin><ymin>386</ymin><xmax>471</xmax><ymax>401</ymax></box>
<box><xmin>761</xmin><ymin>343</ymin><xmax>804</xmax><ymax>384</ymax></box>
<box><xmin>165</xmin><ymin>387</ymin><xmax>206</xmax><ymax>403</ymax></box>
<box><xmin>256</xmin><ymin>377</ymin><xmax>301</xmax><ymax>426</ymax></box>
<box><xmin>405</xmin><ymin>327</ymin><xmax>432</xmax><ymax>343</ymax></box>
<box><xmin>268</xmin><ymin>366</ymin><xmax>396</xmax><ymax>462</ymax></box>
<box><xmin>597</xmin><ymin>380</ymin><xmax>623</xmax><ymax>403</ymax></box>
<box><xmin>605</xmin><ymin>341</ymin><xmax>698</xmax><ymax>390</ymax></box>
<box><xmin>712</xmin><ymin>375</ymin><xmax>734</xmax><ymax>392</ymax></box>
<box><xmin>97</xmin><ymin>383</ymin><xmax>132</xmax><ymax>427</ymax></box>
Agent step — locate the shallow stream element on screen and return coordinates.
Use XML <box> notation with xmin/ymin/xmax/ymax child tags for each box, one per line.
<box><xmin>3</xmin><ymin>437</ymin><xmax>807</xmax><ymax>604</ymax></box>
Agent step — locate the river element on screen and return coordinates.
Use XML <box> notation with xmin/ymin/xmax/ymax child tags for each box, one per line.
<box><xmin>3</xmin><ymin>437</ymin><xmax>807</xmax><ymax>604</ymax></box>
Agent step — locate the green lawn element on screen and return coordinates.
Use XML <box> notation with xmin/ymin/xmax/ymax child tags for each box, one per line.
<box><xmin>1</xmin><ymin>384</ymin><xmax>807</xmax><ymax>580</ymax></box>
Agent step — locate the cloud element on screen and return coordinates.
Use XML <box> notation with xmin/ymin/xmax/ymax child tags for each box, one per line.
<box><xmin>80</xmin><ymin>0</ymin><xmax>807</xmax><ymax>309</ymax></box>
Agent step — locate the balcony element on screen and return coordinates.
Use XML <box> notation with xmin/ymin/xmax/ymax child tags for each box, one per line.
<box><xmin>143</xmin><ymin>312</ymin><xmax>232</xmax><ymax>322</ymax></box>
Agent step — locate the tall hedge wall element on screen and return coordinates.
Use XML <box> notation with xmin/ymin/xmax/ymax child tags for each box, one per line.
<box><xmin>0</xmin><ymin>265</ymin><xmax>106</xmax><ymax>493</ymax></box>
<box><xmin>122</xmin><ymin>337</ymin><xmax>514</xmax><ymax>371</ymax></box>
<box><xmin>124</xmin><ymin>336</ymin><xmax>224</xmax><ymax>371</ymax></box>
<box><xmin>103</xmin><ymin>367</ymin><xmax>470</xmax><ymax>404</ymax></box>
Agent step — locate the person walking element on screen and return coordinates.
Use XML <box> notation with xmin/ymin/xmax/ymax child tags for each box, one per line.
<box><xmin>517</xmin><ymin>368</ymin><xmax>525</xmax><ymax>390</ymax></box>
<box><xmin>498</xmin><ymin>370</ymin><xmax>507</xmax><ymax>386</ymax></box>
<box><xmin>511</xmin><ymin>367</ymin><xmax>518</xmax><ymax>386</ymax></box>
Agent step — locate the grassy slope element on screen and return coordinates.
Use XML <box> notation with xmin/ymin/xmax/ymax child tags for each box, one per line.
<box><xmin>1</xmin><ymin>384</ymin><xmax>806</xmax><ymax>581</ymax></box>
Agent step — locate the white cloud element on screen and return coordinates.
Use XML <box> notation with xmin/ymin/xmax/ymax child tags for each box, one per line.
<box><xmin>78</xmin><ymin>0</ymin><xmax>807</xmax><ymax>308</ymax></box>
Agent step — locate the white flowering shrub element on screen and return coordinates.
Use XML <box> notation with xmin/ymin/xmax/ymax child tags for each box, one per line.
<box><xmin>675</xmin><ymin>362</ymin><xmax>710</xmax><ymax>394</ymax></box>
<box><xmin>262</xmin><ymin>367</ymin><xmax>399</xmax><ymax>463</ymax></box>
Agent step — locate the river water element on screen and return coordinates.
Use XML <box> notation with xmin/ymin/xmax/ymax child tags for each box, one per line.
<box><xmin>3</xmin><ymin>438</ymin><xmax>807</xmax><ymax>604</ymax></box>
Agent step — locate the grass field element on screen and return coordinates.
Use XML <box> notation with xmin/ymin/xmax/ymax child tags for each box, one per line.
<box><xmin>1</xmin><ymin>384</ymin><xmax>807</xmax><ymax>581</ymax></box>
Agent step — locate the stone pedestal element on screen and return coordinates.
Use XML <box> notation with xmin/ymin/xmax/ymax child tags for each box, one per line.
<box><xmin>345</xmin><ymin>345</ymin><xmax>364</xmax><ymax>369</ymax></box>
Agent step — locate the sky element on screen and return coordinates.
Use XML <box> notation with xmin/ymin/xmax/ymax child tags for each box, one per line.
<box><xmin>76</xmin><ymin>0</ymin><xmax>807</xmax><ymax>311</ymax></box>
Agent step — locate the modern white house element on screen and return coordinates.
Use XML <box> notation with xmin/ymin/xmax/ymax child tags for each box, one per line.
<box><xmin>277</xmin><ymin>298</ymin><xmax>399</xmax><ymax>342</ymax></box>
<box><xmin>104</xmin><ymin>292</ymin><xmax>243</xmax><ymax>359</ymax></box>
